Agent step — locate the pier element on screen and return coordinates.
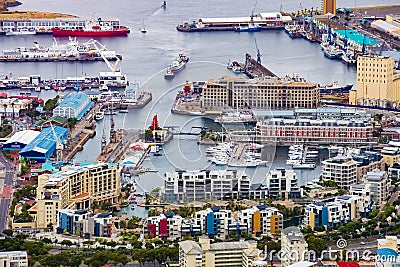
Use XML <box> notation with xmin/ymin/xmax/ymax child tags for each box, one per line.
<box><xmin>243</xmin><ymin>53</ymin><xmax>277</xmax><ymax>79</ymax></box>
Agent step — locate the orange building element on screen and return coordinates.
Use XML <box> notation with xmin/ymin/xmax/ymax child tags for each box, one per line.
<box><xmin>322</xmin><ymin>0</ymin><xmax>336</xmax><ymax>15</ymax></box>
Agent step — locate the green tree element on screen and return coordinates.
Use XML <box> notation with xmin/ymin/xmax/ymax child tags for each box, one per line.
<box><xmin>306</xmin><ymin>235</ymin><xmax>327</xmax><ymax>256</ymax></box>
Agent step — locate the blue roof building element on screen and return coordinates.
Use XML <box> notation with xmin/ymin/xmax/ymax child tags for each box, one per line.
<box><xmin>53</xmin><ymin>92</ymin><xmax>93</xmax><ymax>120</ymax></box>
<box><xmin>19</xmin><ymin>126</ymin><xmax>68</xmax><ymax>163</ymax></box>
<box><xmin>3</xmin><ymin>130</ymin><xmax>40</xmax><ymax>151</ymax></box>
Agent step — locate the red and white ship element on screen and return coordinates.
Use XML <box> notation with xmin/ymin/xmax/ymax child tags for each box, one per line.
<box><xmin>52</xmin><ymin>18</ymin><xmax>130</xmax><ymax>37</ymax></box>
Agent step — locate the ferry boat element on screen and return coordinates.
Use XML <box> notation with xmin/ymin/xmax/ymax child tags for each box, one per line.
<box><xmin>95</xmin><ymin>110</ymin><xmax>104</xmax><ymax>121</ymax></box>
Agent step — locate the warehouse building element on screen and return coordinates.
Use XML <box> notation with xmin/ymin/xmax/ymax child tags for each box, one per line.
<box><xmin>19</xmin><ymin>126</ymin><xmax>68</xmax><ymax>162</ymax></box>
<box><xmin>2</xmin><ymin>130</ymin><xmax>40</xmax><ymax>151</ymax></box>
<box><xmin>53</xmin><ymin>92</ymin><xmax>93</xmax><ymax>120</ymax></box>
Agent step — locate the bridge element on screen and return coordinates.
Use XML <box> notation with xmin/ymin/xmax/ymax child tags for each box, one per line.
<box><xmin>164</xmin><ymin>126</ymin><xmax>207</xmax><ymax>136</ymax></box>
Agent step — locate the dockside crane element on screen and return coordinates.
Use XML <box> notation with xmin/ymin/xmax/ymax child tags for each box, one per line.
<box><xmin>49</xmin><ymin>122</ymin><xmax>64</xmax><ymax>162</ymax></box>
<box><xmin>254</xmin><ymin>38</ymin><xmax>262</xmax><ymax>65</ymax></box>
<box><xmin>87</xmin><ymin>39</ymin><xmax>121</xmax><ymax>72</ymax></box>
<box><xmin>250</xmin><ymin>1</ymin><xmax>258</xmax><ymax>24</ymax></box>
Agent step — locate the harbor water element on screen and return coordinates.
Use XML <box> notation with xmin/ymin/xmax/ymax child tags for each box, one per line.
<box><xmin>1</xmin><ymin>0</ymin><xmax>398</xmax><ymax>215</ymax></box>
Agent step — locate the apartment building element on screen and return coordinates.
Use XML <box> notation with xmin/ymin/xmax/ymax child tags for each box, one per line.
<box><xmin>32</xmin><ymin>163</ymin><xmax>120</xmax><ymax>229</ymax></box>
<box><xmin>163</xmin><ymin>169</ymin><xmax>250</xmax><ymax>202</ymax></box>
<box><xmin>179</xmin><ymin>237</ymin><xmax>260</xmax><ymax>267</ymax></box>
<box><xmin>362</xmin><ymin>169</ymin><xmax>389</xmax><ymax>206</ymax></box>
<box><xmin>145</xmin><ymin>212</ymin><xmax>184</xmax><ymax>240</ymax></box>
<box><xmin>303</xmin><ymin>195</ymin><xmax>371</xmax><ymax>230</ymax></box>
<box><xmin>0</xmin><ymin>251</ymin><xmax>28</xmax><ymax>267</ymax></box>
<box><xmin>57</xmin><ymin>209</ymin><xmax>114</xmax><ymax>238</ymax></box>
<box><xmin>238</xmin><ymin>205</ymin><xmax>283</xmax><ymax>237</ymax></box>
<box><xmin>240</xmin><ymin>118</ymin><xmax>373</xmax><ymax>146</ymax></box>
<box><xmin>201</xmin><ymin>76</ymin><xmax>319</xmax><ymax>112</ymax></box>
<box><xmin>265</xmin><ymin>169</ymin><xmax>301</xmax><ymax>199</ymax></box>
<box><xmin>349</xmin><ymin>56</ymin><xmax>400</xmax><ymax>108</ymax></box>
<box><xmin>143</xmin><ymin>205</ymin><xmax>281</xmax><ymax>240</ymax></box>
<box><xmin>321</xmin><ymin>155</ymin><xmax>357</xmax><ymax>189</ymax></box>
<box><xmin>281</xmin><ymin>227</ymin><xmax>308</xmax><ymax>267</ymax></box>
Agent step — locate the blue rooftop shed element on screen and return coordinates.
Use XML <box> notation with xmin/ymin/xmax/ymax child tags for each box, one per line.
<box><xmin>19</xmin><ymin>126</ymin><xmax>68</xmax><ymax>163</ymax></box>
<box><xmin>53</xmin><ymin>92</ymin><xmax>93</xmax><ymax>120</ymax></box>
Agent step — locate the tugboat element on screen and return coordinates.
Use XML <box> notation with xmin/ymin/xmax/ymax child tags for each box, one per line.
<box><xmin>164</xmin><ymin>53</ymin><xmax>189</xmax><ymax>79</ymax></box>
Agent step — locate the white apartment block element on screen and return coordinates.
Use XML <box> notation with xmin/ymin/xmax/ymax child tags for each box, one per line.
<box><xmin>163</xmin><ymin>169</ymin><xmax>250</xmax><ymax>202</ymax></box>
<box><xmin>281</xmin><ymin>227</ymin><xmax>308</xmax><ymax>267</ymax></box>
<box><xmin>265</xmin><ymin>169</ymin><xmax>301</xmax><ymax>199</ymax></box>
<box><xmin>0</xmin><ymin>251</ymin><xmax>28</xmax><ymax>267</ymax></box>
<box><xmin>321</xmin><ymin>155</ymin><xmax>357</xmax><ymax>189</ymax></box>
<box><xmin>238</xmin><ymin>205</ymin><xmax>283</xmax><ymax>237</ymax></box>
<box><xmin>179</xmin><ymin>237</ymin><xmax>260</xmax><ymax>267</ymax></box>
<box><xmin>362</xmin><ymin>169</ymin><xmax>389</xmax><ymax>206</ymax></box>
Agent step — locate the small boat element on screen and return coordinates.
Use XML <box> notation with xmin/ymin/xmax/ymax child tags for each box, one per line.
<box><xmin>234</xmin><ymin>23</ymin><xmax>261</xmax><ymax>32</ymax></box>
<box><xmin>100</xmin><ymin>84</ymin><xmax>109</xmax><ymax>91</ymax></box>
<box><xmin>164</xmin><ymin>66</ymin><xmax>175</xmax><ymax>79</ymax></box>
<box><xmin>141</xmin><ymin>19</ymin><xmax>147</xmax><ymax>33</ymax></box>
<box><xmin>34</xmin><ymin>86</ymin><xmax>41</xmax><ymax>92</ymax></box>
<box><xmin>131</xmin><ymin>205</ymin><xmax>135</xmax><ymax>210</ymax></box>
<box><xmin>154</xmin><ymin>152</ymin><xmax>162</xmax><ymax>156</ymax></box>
<box><xmin>6</xmin><ymin>29</ymin><xmax>36</xmax><ymax>36</ymax></box>
<box><xmin>292</xmin><ymin>163</ymin><xmax>316</xmax><ymax>169</ymax></box>
<box><xmin>227</xmin><ymin>61</ymin><xmax>245</xmax><ymax>73</ymax></box>
<box><xmin>119</xmin><ymin>109</ymin><xmax>129</xmax><ymax>113</ymax></box>
<box><xmin>95</xmin><ymin>110</ymin><xmax>105</xmax><ymax>121</ymax></box>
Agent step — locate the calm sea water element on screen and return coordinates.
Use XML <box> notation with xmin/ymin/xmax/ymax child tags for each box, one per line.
<box><xmin>2</xmin><ymin>0</ymin><xmax>398</xmax><ymax>201</ymax></box>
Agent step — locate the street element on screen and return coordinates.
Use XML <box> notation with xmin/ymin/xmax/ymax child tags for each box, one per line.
<box><xmin>0</xmin><ymin>150</ymin><xmax>14</xmax><ymax>232</ymax></box>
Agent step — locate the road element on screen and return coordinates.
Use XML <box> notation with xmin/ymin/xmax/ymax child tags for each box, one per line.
<box><xmin>0</xmin><ymin>151</ymin><xmax>15</xmax><ymax>232</ymax></box>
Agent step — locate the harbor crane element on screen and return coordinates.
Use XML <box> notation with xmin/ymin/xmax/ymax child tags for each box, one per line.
<box><xmin>49</xmin><ymin>122</ymin><xmax>64</xmax><ymax>162</ymax></box>
<box><xmin>250</xmin><ymin>1</ymin><xmax>258</xmax><ymax>23</ymax></box>
<box><xmin>87</xmin><ymin>39</ymin><xmax>121</xmax><ymax>72</ymax></box>
<box><xmin>254</xmin><ymin>38</ymin><xmax>262</xmax><ymax>65</ymax></box>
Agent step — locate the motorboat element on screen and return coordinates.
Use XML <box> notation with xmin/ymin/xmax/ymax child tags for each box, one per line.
<box><xmin>119</xmin><ymin>109</ymin><xmax>129</xmax><ymax>113</ymax></box>
<box><xmin>292</xmin><ymin>163</ymin><xmax>316</xmax><ymax>169</ymax></box>
<box><xmin>164</xmin><ymin>66</ymin><xmax>174</xmax><ymax>79</ymax></box>
<box><xmin>95</xmin><ymin>110</ymin><xmax>105</xmax><ymax>121</ymax></box>
<box><xmin>6</xmin><ymin>29</ymin><xmax>36</xmax><ymax>36</ymax></box>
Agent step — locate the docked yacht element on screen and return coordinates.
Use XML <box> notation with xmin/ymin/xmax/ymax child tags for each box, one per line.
<box><xmin>95</xmin><ymin>110</ymin><xmax>104</xmax><ymax>121</ymax></box>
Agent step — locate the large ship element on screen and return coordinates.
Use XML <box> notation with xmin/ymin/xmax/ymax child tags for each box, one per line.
<box><xmin>52</xmin><ymin>24</ymin><xmax>130</xmax><ymax>37</ymax></box>
<box><xmin>164</xmin><ymin>53</ymin><xmax>189</xmax><ymax>79</ymax></box>
<box><xmin>177</xmin><ymin>12</ymin><xmax>291</xmax><ymax>32</ymax></box>
<box><xmin>0</xmin><ymin>17</ymin><xmax>130</xmax><ymax>35</ymax></box>
<box><xmin>0</xmin><ymin>38</ymin><xmax>122</xmax><ymax>62</ymax></box>
<box><xmin>319</xmin><ymin>82</ymin><xmax>353</xmax><ymax>94</ymax></box>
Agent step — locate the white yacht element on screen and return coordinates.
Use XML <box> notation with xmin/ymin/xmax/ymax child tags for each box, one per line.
<box><xmin>95</xmin><ymin>110</ymin><xmax>104</xmax><ymax>121</ymax></box>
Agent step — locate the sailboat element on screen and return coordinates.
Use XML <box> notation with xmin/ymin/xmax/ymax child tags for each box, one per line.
<box><xmin>141</xmin><ymin>19</ymin><xmax>147</xmax><ymax>33</ymax></box>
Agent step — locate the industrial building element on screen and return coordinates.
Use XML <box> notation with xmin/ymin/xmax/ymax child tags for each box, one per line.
<box><xmin>201</xmin><ymin>76</ymin><xmax>319</xmax><ymax>112</ymax></box>
<box><xmin>321</xmin><ymin>0</ymin><xmax>336</xmax><ymax>15</ymax></box>
<box><xmin>2</xmin><ymin>130</ymin><xmax>40</xmax><ymax>151</ymax></box>
<box><xmin>349</xmin><ymin>56</ymin><xmax>400</xmax><ymax>108</ymax></box>
<box><xmin>53</xmin><ymin>92</ymin><xmax>93</xmax><ymax>120</ymax></box>
<box><xmin>19</xmin><ymin>126</ymin><xmax>68</xmax><ymax>163</ymax></box>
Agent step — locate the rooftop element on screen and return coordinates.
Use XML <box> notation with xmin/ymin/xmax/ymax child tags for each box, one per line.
<box><xmin>5</xmin><ymin>130</ymin><xmax>40</xmax><ymax>146</ymax></box>
<box><xmin>179</xmin><ymin>240</ymin><xmax>202</xmax><ymax>255</ymax></box>
<box><xmin>57</xmin><ymin>92</ymin><xmax>90</xmax><ymax>110</ymax></box>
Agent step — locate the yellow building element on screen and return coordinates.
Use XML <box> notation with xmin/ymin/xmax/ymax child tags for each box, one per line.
<box><xmin>30</xmin><ymin>163</ymin><xmax>120</xmax><ymax>229</ymax></box>
<box><xmin>179</xmin><ymin>237</ymin><xmax>260</xmax><ymax>267</ymax></box>
<box><xmin>321</xmin><ymin>0</ymin><xmax>336</xmax><ymax>15</ymax></box>
<box><xmin>349</xmin><ymin>56</ymin><xmax>400</xmax><ymax>108</ymax></box>
<box><xmin>201</xmin><ymin>76</ymin><xmax>319</xmax><ymax>112</ymax></box>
